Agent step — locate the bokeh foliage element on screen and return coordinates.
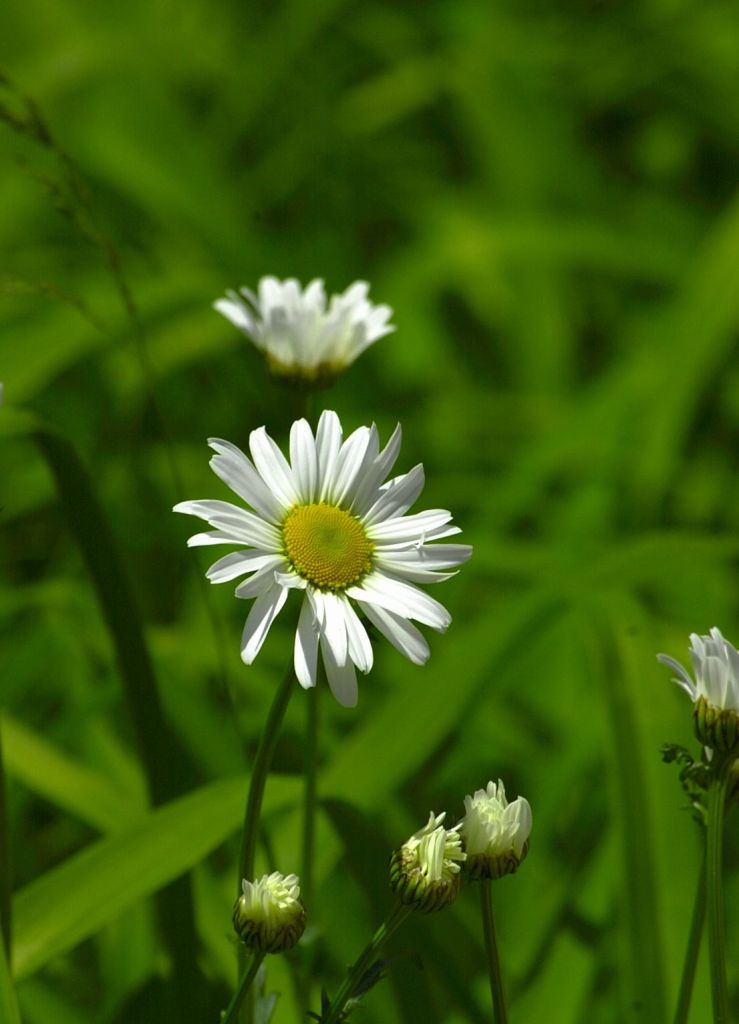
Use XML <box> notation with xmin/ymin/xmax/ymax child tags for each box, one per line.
<box><xmin>1</xmin><ymin>0</ymin><xmax>738</xmax><ymax>1021</ymax></box>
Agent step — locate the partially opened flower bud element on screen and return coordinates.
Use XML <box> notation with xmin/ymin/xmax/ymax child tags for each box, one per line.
<box><xmin>214</xmin><ymin>276</ymin><xmax>394</xmax><ymax>386</ymax></box>
<box><xmin>233</xmin><ymin>872</ymin><xmax>306</xmax><ymax>953</ymax></box>
<box><xmin>460</xmin><ymin>780</ymin><xmax>532</xmax><ymax>880</ymax></box>
<box><xmin>389</xmin><ymin>812</ymin><xmax>465</xmax><ymax>913</ymax></box>
<box><xmin>658</xmin><ymin>628</ymin><xmax>739</xmax><ymax>755</ymax></box>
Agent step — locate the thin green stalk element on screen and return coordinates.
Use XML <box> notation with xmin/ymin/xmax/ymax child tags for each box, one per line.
<box><xmin>672</xmin><ymin>850</ymin><xmax>706</xmax><ymax>1024</ymax></box>
<box><xmin>480</xmin><ymin>880</ymin><xmax>508</xmax><ymax>1024</ymax></box>
<box><xmin>222</xmin><ymin>952</ymin><xmax>266</xmax><ymax>1024</ymax></box>
<box><xmin>301</xmin><ymin>683</ymin><xmax>319</xmax><ymax>909</ymax></box>
<box><xmin>237</xmin><ymin>665</ymin><xmax>296</xmax><ymax>1023</ymax></box>
<box><xmin>323</xmin><ymin>903</ymin><xmax>412</xmax><ymax>1024</ymax></box>
<box><xmin>0</xmin><ymin>720</ymin><xmax>10</xmax><ymax>961</ymax></box>
<box><xmin>706</xmin><ymin>765</ymin><xmax>731</xmax><ymax>1024</ymax></box>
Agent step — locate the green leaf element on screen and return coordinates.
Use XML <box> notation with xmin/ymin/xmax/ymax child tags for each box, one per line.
<box><xmin>12</xmin><ymin>773</ymin><xmax>299</xmax><ymax>979</ymax></box>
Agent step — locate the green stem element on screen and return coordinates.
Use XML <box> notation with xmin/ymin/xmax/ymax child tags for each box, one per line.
<box><xmin>323</xmin><ymin>903</ymin><xmax>412</xmax><ymax>1024</ymax></box>
<box><xmin>706</xmin><ymin>763</ymin><xmax>731</xmax><ymax>1024</ymax></box>
<box><xmin>0</xmin><ymin>720</ymin><xmax>10</xmax><ymax>961</ymax></box>
<box><xmin>301</xmin><ymin>684</ymin><xmax>319</xmax><ymax>910</ymax></box>
<box><xmin>672</xmin><ymin>849</ymin><xmax>707</xmax><ymax>1024</ymax></box>
<box><xmin>222</xmin><ymin>952</ymin><xmax>266</xmax><ymax>1024</ymax></box>
<box><xmin>480</xmin><ymin>880</ymin><xmax>508</xmax><ymax>1024</ymax></box>
<box><xmin>237</xmin><ymin>665</ymin><xmax>295</xmax><ymax>1023</ymax></box>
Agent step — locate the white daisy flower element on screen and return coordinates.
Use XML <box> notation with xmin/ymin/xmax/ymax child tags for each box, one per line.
<box><xmin>233</xmin><ymin>871</ymin><xmax>306</xmax><ymax>953</ymax></box>
<box><xmin>658</xmin><ymin>627</ymin><xmax>739</xmax><ymax>753</ymax></box>
<box><xmin>214</xmin><ymin>276</ymin><xmax>395</xmax><ymax>383</ymax></box>
<box><xmin>174</xmin><ymin>411</ymin><xmax>471</xmax><ymax>707</ymax></box>
<box><xmin>460</xmin><ymin>780</ymin><xmax>532</xmax><ymax>880</ymax></box>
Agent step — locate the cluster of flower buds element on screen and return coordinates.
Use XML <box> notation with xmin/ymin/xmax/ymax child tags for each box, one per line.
<box><xmin>233</xmin><ymin>872</ymin><xmax>306</xmax><ymax>954</ymax></box>
<box><xmin>389</xmin><ymin>781</ymin><xmax>533</xmax><ymax>912</ymax></box>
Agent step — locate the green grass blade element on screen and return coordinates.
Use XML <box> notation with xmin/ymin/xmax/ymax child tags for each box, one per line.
<box><xmin>12</xmin><ymin>773</ymin><xmax>299</xmax><ymax>979</ymax></box>
<box><xmin>1</xmin><ymin>714</ymin><xmax>144</xmax><ymax>833</ymax></box>
<box><xmin>587</xmin><ymin>601</ymin><xmax>668</xmax><ymax>1024</ymax></box>
<box><xmin>31</xmin><ymin>424</ymin><xmax>202</xmax><ymax>1010</ymax></box>
<box><xmin>0</xmin><ymin>718</ymin><xmax>10</xmax><ymax>961</ymax></box>
<box><xmin>0</xmin><ymin>934</ymin><xmax>21</xmax><ymax>1024</ymax></box>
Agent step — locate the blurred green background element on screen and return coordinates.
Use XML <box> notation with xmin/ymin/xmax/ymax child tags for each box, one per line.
<box><xmin>1</xmin><ymin>0</ymin><xmax>738</xmax><ymax>1021</ymax></box>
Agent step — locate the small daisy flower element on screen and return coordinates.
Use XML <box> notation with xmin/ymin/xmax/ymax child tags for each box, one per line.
<box><xmin>460</xmin><ymin>780</ymin><xmax>532</xmax><ymax>880</ymax></box>
<box><xmin>233</xmin><ymin>872</ymin><xmax>306</xmax><ymax>953</ymax></box>
<box><xmin>389</xmin><ymin>812</ymin><xmax>465</xmax><ymax>913</ymax></box>
<box><xmin>174</xmin><ymin>411</ymin><xmax>471</xmax><ymax>707</ymax></box>
<box><xmin>214</xmin><ymin>277</ymin><xmax>394</xmax><ymax>384</ymax></box>
<box><xmin>658</xmin><ymin>628</ymin><xmax>739</xmax><ymax>753</ymax></box>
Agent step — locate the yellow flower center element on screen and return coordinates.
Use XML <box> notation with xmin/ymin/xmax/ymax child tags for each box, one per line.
<box><xmin>282</xmin><ymin>503</ymin><xmax>373</xmax><ymax>591</ymax></box>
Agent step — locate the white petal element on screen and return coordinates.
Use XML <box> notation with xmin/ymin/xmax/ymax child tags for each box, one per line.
<box><xmin>249</xmin><ymin>427</ymin><xmax>298</xmax><ymax>508</ymax></box>
<box><xmin>294</xmin><ymin>597</ymin><xmax>319</xmax><ymax>689</ymax></box>
<box><xmin>240</xmin><ymin>583</ymin><xmax>289</xmax><ymax>664</ymax></box>
<box><xmin>363</xmin><ymin>464</ymin><xmax>425</xmax><ymax>525</ymax></box>
<box><xmin>702</xmin><ymin>655</ymin><xmax>730</xmax><ymax>708</ymax></box>
<box><xmin>341</xmin><ymin>597</ymin><xmax>373</xmax><ymax>673</ymax></box>
<box><xmin>316</xmin><ymin>411</ymin><xmax>343</xmax><ymax>500</ymax></box>
<box><xmin>235</xmin><ymin>557</ymin><xmax>286</xmax><ymax>598</ymax></box>
<box><xmin>656</xmin><ymin>653</ymin><xmax>697</xmax><ymax>699</ymax></box>
<box><xmin>373</xmin><ymin>559</ymin><xmax>458</xmax><ymax>584</ymax></box>
<box><xmin>374</xmin><ymin>524</ymin><xmax>462</xmax><ymax>551</ymax></box>
<box><xmin>367</xmin><ymin>509</ymin><xmax>454</xmax><ymax>543</ymax></box>
<box><xmin>214</xmin><ymin>293</ymin><xmax>258</xmax><ymax>336</ymax></box>
<box><xmin>376</xmin><ymin>544</ymin><xmax>473</xmax><ymax>571</ymax></box>
<box><xmin>206</xmin><ymin>551</ymin><xmax>282</xmax><ymax>583</ymax></box>
<box><xmin>174</xmin><ymin>499</ymin><xmax>281</xmax><ymax>549</ymax></box>
<box><xmin>312</xmin><ymin>590</ymin><xmax>348</xmax><ymax>667</ymax></box>
<box><xmin>350</xmin><ymin>423</ymin><xmax>402</xmax><ymax>515</ymax></box>
<box><xmin>347</xmin><ymin>573</ymin><xmax>451</xmax><ymax>631</ymax></box>
<box><xmin>186</xmin><ymin>530</ymin><xmax>248</xmax><ymax>548</ymax></box>
<box><xmin>330</xmin><ymin>426</ymin><xmax>374</xmax><ymax>506</ymax></box>
<box><xmin>274</xmin><ymin>570</ymin><xmax>308</xmax><ymax>590</ymax></box>
<box><xmin>289</xmin><ymin>419</ymin><xmax>318</xmax><ymax>503</ymax></box>
<box><xmin>358</xmin><ymin>601</ymin><xmax>430</xmax><ymax>665</ymax></box>
<box><xmin>208</xmin><ymin>438</ymin><xmax>285</xmax><ymax>522</ymax></box>
<box><xmin>320</xmin><ymin>632</ymin><xmax>358</xmax><ymax>708</ymax></box>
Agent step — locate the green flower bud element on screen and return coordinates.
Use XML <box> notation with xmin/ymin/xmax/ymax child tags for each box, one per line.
<box><xmin>233</xmin><ymin>872</ymin><xmax>306</xmax><ymax>954</ymax></box>
<box><xmin>389</xmin><ymin>812</ymin><xmax>465</xmax><ymax>913</ymax></box>
<box><xmin>693</xmin><ymin>696</ymin><xmax>739</xmax><ymax>755</ymax></box>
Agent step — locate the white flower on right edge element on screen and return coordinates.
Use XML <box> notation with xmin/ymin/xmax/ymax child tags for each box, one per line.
<box><xmin>460</xmin><ymin>780</ymin><xmax>532</xmax><ymax>880</ymax></box>
<box><xmin>214</xmin><ymin>277</ymin><xmax>394</xmax><ymax>383</ymax></box>
<box><xmin>658</xmin><ymin>627</ymin><xmax>739</xmax><ymax>754</ymax></box>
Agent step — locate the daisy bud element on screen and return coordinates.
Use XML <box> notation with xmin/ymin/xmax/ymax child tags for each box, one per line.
<box><xmin>460</xmin><ymin>780</ymin><xmax>532</xmax><ymax>880</ymax></box>
<box><xmin>658</xmin><ymin>628</ymin><xmax>739</xmax><ymax>756</ymax></box>
<box><xmin>389</xmin><ymin>812</ymin><xmax>465</xmax><ymax>913</ymax></box>
<box><xmin>233</xmin><ymin>872</ymin><xmax>306</xmax><ymax>953</ymax></box>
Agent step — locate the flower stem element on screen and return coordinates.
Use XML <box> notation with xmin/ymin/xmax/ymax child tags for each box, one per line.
<box><xmin>222</xmin><ymin>952</ymin><xmax>266</xmax><ymax>1024</ymax></box>
<box><xmin>323</xmin><ymin>903</ymin><xmax>412</xmax><ymax>1024</ymax></box>
<box><xmin>301</xmin><ymin>683</ymin><xmax>319</xmax><ymax>909</ymax></box>
<box><xmin>672</xmin><ymin>849</ymin><xmax>706</xmax><ymax>1024</ymax></box>
<box><xmin>706</xmin><ymin>762</ymin><xmax>732</xmax><ymax>1024</ymax></box>
<box><xmin>480</xmin><ymin>879</ymin><xmax>509</xmax><ymax>1024</ymax></box>
<box><xmin>236</xmin><ymin>664</ymin><xmax>295</xmax><ymax>1023</ymax></box>
<box><xmin>0</xmin><ymin>720</ymin><xmax>10</xmax><ymax>962</ymax></box>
